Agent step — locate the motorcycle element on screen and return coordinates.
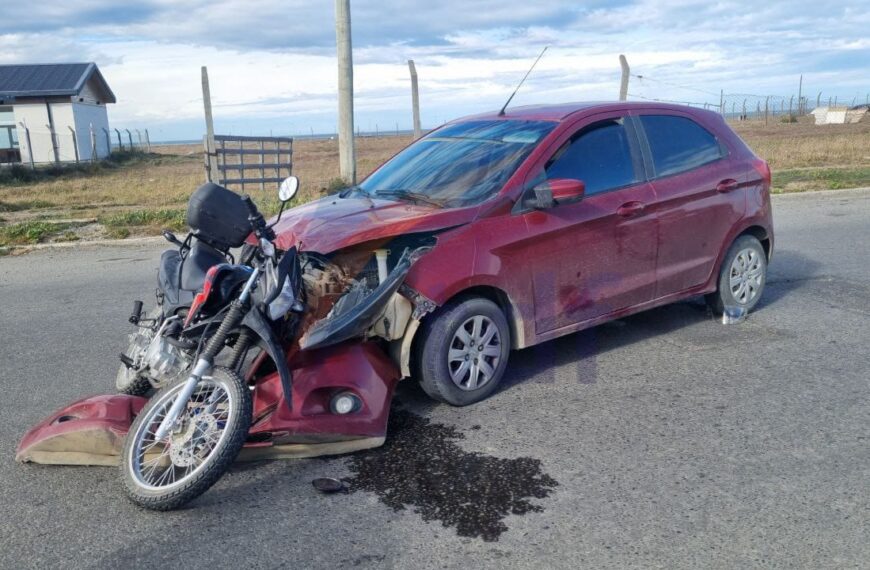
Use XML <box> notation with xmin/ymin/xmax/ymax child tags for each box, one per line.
<box><xmin>18</xmin><ymin>175</ymin><xmax>431</xmax><ymax>510</ymax></box>
<box><xmin>119</xmin><ymin>180</ymin><xmax>305</xmax><ymax>509</ymax></box>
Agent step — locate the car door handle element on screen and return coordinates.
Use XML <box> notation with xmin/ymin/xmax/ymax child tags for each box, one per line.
<box><xmin>617</xmin><ymin>201</ymin><xmax>646</xmax><ymax>218</ymax></box>
<box><xmin>716</xmin><ymin>179</ymin><xmax>739</xmax><ymax>193</ymax></box>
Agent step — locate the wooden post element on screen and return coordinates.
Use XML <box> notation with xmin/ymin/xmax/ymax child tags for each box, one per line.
<box><xmin>335</xmin><ymin>0</ymin><xmax>356</xmax><ymax>184</ymax></box>
<box><xmin>408</xmin><ymin>59</ymin><xmax>422</xmax><ymax>139</ymax></box>
<box><xmin>618</xmin><ymin>54</ymin><xmax>630</xmax><ymax>101</ymax></box>
<box><xmin>20</xmin><ymin>122</ymin><xmax>35</xmax><ymax>169</ymax></box>
<box><xmin>259</xmin><ymin>139</ymin><xmax>265</xmax><ymax>192</ymax></box>
<box><xmin>68</xmin><ymin>126</ymin><xmax>79</xmax><ymax>163</ymax></box>
<box><xmin>45</xmin><ymin>103</ymin><xmax>60</xmax><ymax>164</ymax></box>
<box><xmin>202</xmin><ymin>66</ymin><xmax>219</xmax><ymax>182</ymax></box>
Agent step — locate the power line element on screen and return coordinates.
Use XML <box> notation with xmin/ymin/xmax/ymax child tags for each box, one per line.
<box><xmin>627</xmin><ymin>92</ymin><xmax>714</xmax><ymax>107</ymax></box>
<box><xmin>631</xmin><ymin>74</ymin><xmax>720</xmax><ymax>97</ymax></box>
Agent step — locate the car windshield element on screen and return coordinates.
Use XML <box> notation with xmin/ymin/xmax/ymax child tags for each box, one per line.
<box><xmin>358</xmin><ymin>120</ymin><xmax>555</xmax><ymax>208</ymax></box>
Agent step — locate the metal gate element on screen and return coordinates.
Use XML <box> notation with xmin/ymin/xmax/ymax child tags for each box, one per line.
<box><xmin>204</xmin><ymin>134</ymin><xmax>293</xmax><ymax>191</ymax></box>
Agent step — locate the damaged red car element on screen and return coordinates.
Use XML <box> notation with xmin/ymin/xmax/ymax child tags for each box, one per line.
<box><xmin>18</xmin><ymin>101</ymin><xmax>773</xmax><ymax>510</ymax></box>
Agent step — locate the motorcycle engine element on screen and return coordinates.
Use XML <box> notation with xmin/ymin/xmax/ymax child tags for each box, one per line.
<box><xmin>142</xmin><ymin>336</ymin><xmax>192</xmax><ymax>387</ymax></box>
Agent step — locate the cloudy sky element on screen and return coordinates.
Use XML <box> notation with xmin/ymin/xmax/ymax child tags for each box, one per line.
<box><xmin>2</xmin><ymin>1</ymin><xmax>868</xmax><ymax>141</ymax></box>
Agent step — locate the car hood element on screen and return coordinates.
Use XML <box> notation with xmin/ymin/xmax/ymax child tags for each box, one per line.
<box><xmin>270</xmin><ymin>195</ymin><xmax>478</xmax><ymax>254</ymax></box>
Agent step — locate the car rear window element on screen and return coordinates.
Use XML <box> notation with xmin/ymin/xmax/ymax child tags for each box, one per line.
<box><xmin>639</xmin><ymin>115</ymin><xmax>724</xmax><ymax>177</ymax></box>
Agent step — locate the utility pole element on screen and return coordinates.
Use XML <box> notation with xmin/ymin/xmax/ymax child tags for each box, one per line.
<box><xmin>335</xmin><ymin>0</ymin><xmax>356</xmax><ymax>184</ymax></box>
<box><xmin>202</xmin><ymin>66</ymin><xmax>219</xmax><ymax>182</ymax></box>
<box><xmin>408</xmin><ymin>59</ymin><xmax>422</xmax><ymax>139</ymax></box>
<box><xmin>618</xmin><ymin>54</ymin><xmax>630</xmax><ymax>101</ymax></box>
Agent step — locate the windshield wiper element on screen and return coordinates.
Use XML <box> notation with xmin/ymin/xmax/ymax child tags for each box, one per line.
<box><xmin>374</xmin><ymin>189</ymin><xmax>442</xmax><ymax>207</ymax></box>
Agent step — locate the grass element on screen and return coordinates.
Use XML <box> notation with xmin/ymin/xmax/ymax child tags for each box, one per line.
<box><xmin>0</xmin><ymin>119</ymin><xmax>867</xmax><ymax>246</ymax></box>
<box><xmin>0</xmin><ymin>221</ymin><xmax>72</xmax><ymax>246</ymax></box>
<box><xmin>772</xmin><ymin>166</ymin><xmax>870</xmax><ymax>193</ymax></box>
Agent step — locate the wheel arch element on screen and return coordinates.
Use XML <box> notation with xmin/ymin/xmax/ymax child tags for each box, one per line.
<box><xmin>737</xmin><ymin>224</ymin><xmax>772</xmax><ymax>260</ymax></box>
<box><xmin>399</xmin><ymin>282</ymin><xmax>527</xmax><ymax>379</ymax></box>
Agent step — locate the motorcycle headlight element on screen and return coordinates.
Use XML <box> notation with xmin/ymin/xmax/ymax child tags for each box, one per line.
<box><xmin>267</xmin><ymin>278</ymin><xmax>297</xmax><ymax>320</ymax></box>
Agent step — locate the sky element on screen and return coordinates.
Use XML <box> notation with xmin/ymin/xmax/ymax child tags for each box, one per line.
<box><xmin>2</xmin><ymin>0</ymin><xmax>868</xmax><ymax>141</ymax></box>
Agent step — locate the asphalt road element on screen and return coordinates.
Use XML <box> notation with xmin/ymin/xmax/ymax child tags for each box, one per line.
<box><xmin>1</xmin><ymin>189</ymin><xmax>868</xmax><ymax>569</ymax></box>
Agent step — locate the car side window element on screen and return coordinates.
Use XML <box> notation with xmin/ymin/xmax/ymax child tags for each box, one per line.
<box><xmin>544</xmin><ymin>118</ymin><xmax>638</xmax><ymax>196</ymax></box>
<box><xmin>639</xmin><ymin>115</ymin><xmax>725</xmax><ymax>177</ymax></box>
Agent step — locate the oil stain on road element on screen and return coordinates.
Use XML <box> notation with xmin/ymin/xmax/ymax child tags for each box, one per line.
<box><xmin>344</xmin><ymin>410</ymin><xmax>558</xmax><ymax>541</ymax></box>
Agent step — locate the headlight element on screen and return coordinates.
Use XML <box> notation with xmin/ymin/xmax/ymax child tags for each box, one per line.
<box><xmin>267</xmin><ymin>278</ymin><xmax>298</xmax><ymax>320</ymax></box>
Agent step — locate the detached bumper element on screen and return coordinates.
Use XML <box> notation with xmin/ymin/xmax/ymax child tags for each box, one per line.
<box><xmin>17</xmin><ymin>341</ymin><xmax>399</xmax><ymax>467</ymax></box>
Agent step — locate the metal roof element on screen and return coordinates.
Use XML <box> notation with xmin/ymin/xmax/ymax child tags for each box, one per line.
<box><xmin>0</xmin><ymin>63</ymin><xmax>116</xmax><ymax>103</ymax></box>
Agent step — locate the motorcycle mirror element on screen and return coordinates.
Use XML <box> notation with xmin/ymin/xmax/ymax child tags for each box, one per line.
<box><xmin>278</xmin><ymin>176</ymin><xmax>299</xmax><ymax>202</ymax></box>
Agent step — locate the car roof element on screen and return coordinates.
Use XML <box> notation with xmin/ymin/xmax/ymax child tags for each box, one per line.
<box><xmin>454</xmin><ymin>101</ymin><xmax>715</xmax><ymax>123</ymax></box>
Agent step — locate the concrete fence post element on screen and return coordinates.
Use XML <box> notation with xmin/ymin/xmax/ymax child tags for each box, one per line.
<box><xmin>125</xmin><ymin>129</ymin><xmax>133</xmax><ymax>149</ymax></box>
<box><xmin>115</xmin><ymin>128</ymin><xmax>123</xmax><ymax>150</ymax></box>
<box><xmin>102</xmin><ymin>128</ymin><xmax>111</xmax><ymax>156</ymax></box>
<box><xmin>618</xmin><ymin>54</ymin><xmax>630</xmax><ymax>101</ymax></box>
<box><xmin>89</xmin><ymin>123</ymin><xmax>97</xmax><ymax>162</ymax></box>
<box><xmin>335</xmin><ymin>0</ymin><xmax>357</xmax><ymax>184</ymax></box>
<box><xmin>408</xmin><ymin>59</ymin><xmax>422</xmax><ymax>139</ymax></box>
<box><xmin>144</xmin><ymin>129</ymin><xmax>151</xmax><ymax>152</ymax></box>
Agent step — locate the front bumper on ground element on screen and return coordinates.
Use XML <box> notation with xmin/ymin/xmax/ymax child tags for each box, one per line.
<box><xmin>16</xmin><ymin>341</ymin><xmax>399</xmax><ymax>466</ymax></box>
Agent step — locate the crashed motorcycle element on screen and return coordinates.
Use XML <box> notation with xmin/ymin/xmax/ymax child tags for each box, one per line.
<box><xmin>18</xmin><ymin>176</ymin><xmax>434</xmax><ymax>510</ymax></box>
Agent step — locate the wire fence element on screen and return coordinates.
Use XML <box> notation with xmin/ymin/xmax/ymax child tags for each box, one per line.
<box><xmin>8</xmin><ymin>125</ymin><xmax>152</xmax><ymax>167</ymax></box>
<box><xmin>627</xmin><ymin>71</ymin><xmax>870</xmax><ymax>122</ymax></box>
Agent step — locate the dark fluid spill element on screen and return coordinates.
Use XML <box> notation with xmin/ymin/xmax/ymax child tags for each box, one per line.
<box><xmin>344</xmin><ymin>410</ymin><xmax>558</xmax><ymax>542</ymax></box>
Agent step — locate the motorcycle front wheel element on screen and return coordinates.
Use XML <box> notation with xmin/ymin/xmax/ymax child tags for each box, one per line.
<box><xmin>120</xmin><ymin>366</ymin><xmax>251</xmax><ymax>510</ymax></box>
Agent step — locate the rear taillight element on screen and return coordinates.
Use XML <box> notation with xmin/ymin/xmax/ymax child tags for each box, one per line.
<box><xmin>752</xmin><ymin>158</ymin><xmax>771</xmax><ymax>187</ymax></box>
<box><xmin>183</xmin><ymin>265</ymin><xmax>220</xmax><ymax>327</ymax></box>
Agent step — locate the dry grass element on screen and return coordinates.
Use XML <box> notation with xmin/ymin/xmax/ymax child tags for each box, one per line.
<box><xmin>0</xmin><ymin>119</ymin><xmax>867</xmax><ymax>245</ymax></box>
<box><xmin>731</xmin><ymin>117</ymin><xmax>870</xmax><ymax>170</ymax></box>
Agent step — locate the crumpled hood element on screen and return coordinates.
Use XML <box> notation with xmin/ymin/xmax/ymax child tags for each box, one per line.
<box><xmin>270</xmin><ymin>195</ymin><xmax>478</xmax><ymax>253</ymax></box>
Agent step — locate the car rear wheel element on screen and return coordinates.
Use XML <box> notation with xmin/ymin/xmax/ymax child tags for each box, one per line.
<box><xmin>707</xmin><ymin>234</ymin><xmax>767</xmax><ymax>315</ymax></box>
<box><xmin>416</xmin><ymin>297</ymin><xmax>510</xmax><ymax>406</ymax></box>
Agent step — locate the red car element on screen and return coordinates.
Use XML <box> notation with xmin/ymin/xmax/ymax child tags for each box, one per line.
<box><xmin>271</xmin><ymin>101</ymin><xmax>774</xmax><ymax>406</ymax></box>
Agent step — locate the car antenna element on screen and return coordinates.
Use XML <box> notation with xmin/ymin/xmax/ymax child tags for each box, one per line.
<box><xmin>498</xmin><ymin>46</ymin><xmax>548</xmax><ymax>117</ymax></box>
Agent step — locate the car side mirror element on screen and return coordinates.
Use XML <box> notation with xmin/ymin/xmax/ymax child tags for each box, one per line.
<box><xmin>278</xmin><ymin>176</ymin><xmax>299</xmax><ymax>202</ymax></box>
<box><xmin>526</xmin><ymin>178</ymin><xmax>586</xmax><ymax>209</ymax></box>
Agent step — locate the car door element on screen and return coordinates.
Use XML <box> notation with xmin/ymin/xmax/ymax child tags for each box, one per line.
<box><xmin>517</xmin><ymin>112</ymin><xmax>658</xmax><ymax>335</ymax></box>
<box><xmin>633</xmin><ymin>112</ymin><xmax>746</xmax><ymax>297</ymax></box>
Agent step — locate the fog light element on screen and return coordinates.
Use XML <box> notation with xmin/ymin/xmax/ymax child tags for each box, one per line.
<box><xmin>330</xmin><ymin>391</ymin><xmax>362</xmax><ymax>415</ymax></box>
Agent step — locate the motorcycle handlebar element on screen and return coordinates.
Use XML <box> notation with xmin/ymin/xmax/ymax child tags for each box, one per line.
<box><xmin>242</xmin><ymin>194</ymin><xmax>275</xmax><ymax>241</ymax></box>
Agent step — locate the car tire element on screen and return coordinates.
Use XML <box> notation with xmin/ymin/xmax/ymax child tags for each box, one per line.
<box><xmin>707</xmin><ymin>234</ymin><xmax>767</xmax><ymax>315</ymax></box>
<box><xmin>416</xmin><ymin>296</ymin><xmax>511</xmax><ymax>406</ymax></box>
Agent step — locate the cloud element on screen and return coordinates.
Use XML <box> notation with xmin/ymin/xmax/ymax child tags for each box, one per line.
<box><xmin>2</xmin><ymin>0</ymin><xmax>867</xmax><ymax>139</ymax></box>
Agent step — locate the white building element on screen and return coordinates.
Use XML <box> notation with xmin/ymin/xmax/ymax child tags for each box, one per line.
<box><xmin>0</xmin><ymin>63</ymin><xmax>116</xmax><ymax>164</ymax></box>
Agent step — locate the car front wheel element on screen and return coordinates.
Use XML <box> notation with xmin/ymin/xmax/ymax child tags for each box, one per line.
<box><xmin>416</xmin><ymin>297</ymin><xmax>511</xmax><ymax>406</ymax></box>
